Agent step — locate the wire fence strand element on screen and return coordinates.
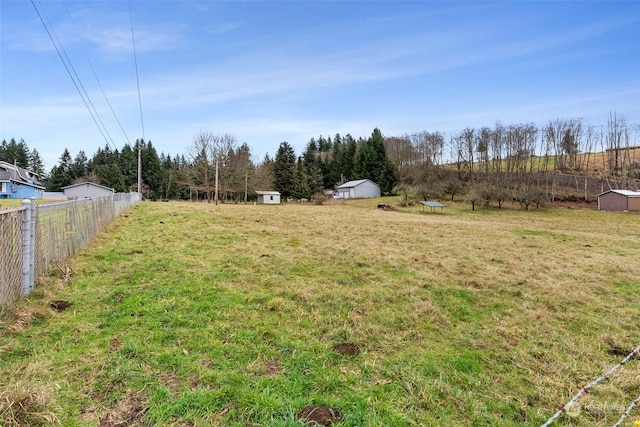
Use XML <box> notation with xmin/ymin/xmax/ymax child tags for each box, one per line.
<box><xmin>541</xmin><ymin>344</ymin><xmax>640</xmax><ymax>427</ymax></box>
<box><xmin>612</xmin><ymin>394</ymin><xmax>640</xmax><ymax>427</ymax></box>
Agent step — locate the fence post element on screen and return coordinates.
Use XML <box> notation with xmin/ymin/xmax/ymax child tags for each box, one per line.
<box><xmin>21</xmin><ymin>198</ymin><xmax>36</xmax><ymax>296</ymax></box>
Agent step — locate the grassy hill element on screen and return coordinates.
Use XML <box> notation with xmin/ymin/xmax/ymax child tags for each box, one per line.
<box><xmin>1</xmin><ymin>200</ymin><xmax>639</xmax><ymax>426</ymax></box>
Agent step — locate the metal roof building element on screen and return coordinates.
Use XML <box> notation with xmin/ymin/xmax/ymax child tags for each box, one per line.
<box><xmin>335</xmin><ymin>179</ymin><xmax>380</xmax><ymax>199</ymax></box>
<box><xmin>62</xmin><ymin>182</ymin><xmax>114</xmax><ymax>200</ymax></box>
<box><xmin>597</xmin><ymin>189</ymin><xmax>640</xmax><ymax>212</ymax></box>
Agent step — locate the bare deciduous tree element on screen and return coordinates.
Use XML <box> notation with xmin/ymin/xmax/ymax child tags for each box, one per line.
<box><xmin>187</xmin><ymin>132</ymin><xmax>238</xmax><ymax>203</ymax></box>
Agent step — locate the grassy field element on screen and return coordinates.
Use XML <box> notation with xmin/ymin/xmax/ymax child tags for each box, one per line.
<box><xmin>1</xmin><ymin>199</ymin><xmax>639</xmax><ymax>426</ymax></box>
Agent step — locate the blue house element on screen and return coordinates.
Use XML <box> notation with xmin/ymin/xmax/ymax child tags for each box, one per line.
<box><xmin>0</xmin><ymin>161</ymin><xmax>45</xmax><ymax>199</ymax></box>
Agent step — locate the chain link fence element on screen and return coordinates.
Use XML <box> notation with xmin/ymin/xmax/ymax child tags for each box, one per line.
<box><xmin>0</xmin><ymin>207</ymin><xmax>25</xmax><ymax>305</ymax></box>
<box><xmin>0</xmin><ymin>193</ymin><xmax>141</xmax><ymax>305</ymax></box>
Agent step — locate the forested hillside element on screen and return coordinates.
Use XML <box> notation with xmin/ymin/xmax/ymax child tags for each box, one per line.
<box><xmin>2</xmin><ymin>114</ymin><xmax>638</xmax><ymax>205</ymax></box>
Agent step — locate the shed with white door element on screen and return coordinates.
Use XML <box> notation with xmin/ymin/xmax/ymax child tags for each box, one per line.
<box><xmin>256</xmin><ymin>190</ymin><xmax>281</xmax><ymax>204</ymax></box>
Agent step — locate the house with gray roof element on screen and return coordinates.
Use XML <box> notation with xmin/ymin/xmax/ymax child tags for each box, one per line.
<box><xmin>0</xmin><ymin>161</ymin><xmax>45</xmax><ymax>199</ymax></box>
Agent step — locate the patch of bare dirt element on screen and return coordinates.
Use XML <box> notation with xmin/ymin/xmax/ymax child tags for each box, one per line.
<box><xmin>607</xmin><ymin>344</ymin><xmax>631</xmax><ymax>357</ymax></box>
<box><xmin>332</xmin><ymin>342</ymin><xmax>360</xmax><ymax>357</ymax></box>
<box><xmin>109</xmin><ymin>337</ymin><xmax>122</xmax><ymax>353</ymax></box>
<box><xmin>49</xmin><ymin>300</ymin><xmax>71</xmax><ymax>312</ymax></box>
<box><xmin>98</xmin><ymin>393</ymin><xmax>147</xmax><ymax>427</ymax></box>
<box><xmin>263</xmin><ymin>358</ymin><xmax>282</xmax><ymax>376</ymax></box>
<box><xmin>603</xmin><ymin>336</ymin><xmax>636</xmax><ymax>358</ymax></box>
<box><xmin>297</xmin><ymin>405</ymin><xmax>343</xmax><ymax>426</ymax></box>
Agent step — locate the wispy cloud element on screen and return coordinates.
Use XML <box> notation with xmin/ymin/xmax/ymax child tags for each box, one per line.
<box><xmin>205</xmin><ymin>21</ymin><xmax>245</xmax><ymax>36</ymax></box>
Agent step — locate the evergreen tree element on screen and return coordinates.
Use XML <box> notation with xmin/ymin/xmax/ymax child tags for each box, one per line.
<box><xmin>29</xmin><ymin>148</ymin><xmax>46</xmax><ymax>177</ymax></box>
<box><xmin>160</xmin><ymin>153</ymin><xmax>183</xmax><ymax>200</ymax></box>
<box><xmin>119</xmin><ymin>144</ymin><xmax>138</xmax><ymax>189</ymax></box>
<box><xmin>0</xmin><ymin>138</ymin><xmax>30</xmax><ymax>168</ymax></box>
<box><xmin>90</xmin><ymin>144</ymin><xmax>118</xmax><ymax>168</ymax></box>
<box><xmin>340</xmin><ymin>134</ymin><xmax>357</xmax><ymax>182</ymax></box>
<box><xmin>379</xmin><ymin>155</ymin><xmax>400</xmax><ymax>195</ymax></box>
<box><xmin>93</xmin><ymin>164</ymin><xmax>126</xmax><ymax>192</ymax></box>
<box><xmin>46</xmin><ymin>149</ymin><xmax>73</xmax><ymax>191</ymax></box>
<box><xmin>302</xmin><ymin>142</ymin><xmax>323</xmax><ymax>195</ymax></box>
<box><xmin>273</xmin><ymin>142</ymin><xmax>296</xmax><ymax>199</ymax></box>
<box><xmin>353</xmin><ymin>128</ymin><xmax>398</xmax><ymax>194</ymax></box>
<box><xmin>292</xmin><ymin>157</ymin><xmax>311</xmax><ymax>199</ymax></box>
<box><xmin>140</xmin><ymin>140</ymin><xmax>163</xmax><ymax>200</ymax></box>
<box><xmin>70</xmin><ymin>151</ymin><xmax>88</xmax><ymax>180</ymax></box>
<box><xmin>323</xmin><ymin>134</ymin><xmax>342</xmax><ymax>188</ymax></box>
<box><xmin>226</xmin><ymin>143</ymin><xmax>254</xmax><ymax>202</ymax></box>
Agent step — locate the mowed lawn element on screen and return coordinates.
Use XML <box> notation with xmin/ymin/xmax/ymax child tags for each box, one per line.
<box><xmin>1</xmin><ymin>199</ymin><xmax>639</xmax><ymax>426</ymax></box>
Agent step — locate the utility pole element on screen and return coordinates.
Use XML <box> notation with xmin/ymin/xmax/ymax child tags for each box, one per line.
<box><xmin>244</xmin><ymin>169</ymin><xmax>248</xmax><ymax>203</ymax></box>
<box><xmin>137</xmin><ymin>142</ymin><xmax>142</xmax><ymax>195</ymax></box>
<box><xmin>214</xmin><ymin>158</ymin><xmax>219</xmax><ymax>205</ymax></box>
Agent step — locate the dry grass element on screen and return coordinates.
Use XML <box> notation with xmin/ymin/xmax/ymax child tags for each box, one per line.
<box><xmin>0</xmin><ymin>199</ymin><xmax>638</xmax><ymax>426</ymax></box>
<box><xmin>0</xmin><ymin>302</ymin><xmax>52</xmax><ymax>335</ymax></box>
<box><xmin>0</xmin><ymin>382</ymin><xmax>59</xmax><ymax>426</ymax></box>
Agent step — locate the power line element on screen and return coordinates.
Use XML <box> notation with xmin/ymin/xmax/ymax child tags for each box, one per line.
<box><xmin>129</xmin><ymin>0</ymin><xmax>145</xmax><ymax>142</ymax></box>
<box><xmin>129</xmin><ymin>0</ymin><xmax>145</xmax><ymax>195</ymax></box>
<box><xmin>31</xmin><ymin>0</ymin><xmax>118</xmax><ymax>153</ymax></box>
<box><xmin>62</xmin><ymin>0</ymin><xmax>132</xmax><ymax>148</ymax></box>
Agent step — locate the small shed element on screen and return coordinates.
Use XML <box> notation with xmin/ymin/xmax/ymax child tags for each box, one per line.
<box><xmin>335</xmin><ymin>179</ymin><xmax>380</xmax><ymax>199</ymax></box>
<box><xmin>63</xmin><ymin>182</ymin><xmax>114</xmax><ymax>200</ymax></box>
<box><xmin>256</xmin><ymin>190</ymin><xmax>281</xmax><ymax>205</ymax></box>
<box><xmin>597</xmin><ymin>189</ymin><xmax>640</xmax><ymax>212</ymax></box>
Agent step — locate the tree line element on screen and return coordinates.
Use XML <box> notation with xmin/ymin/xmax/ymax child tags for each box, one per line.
<box><xmin>0</xmin><ymin>138</ymin><xmax>45</xmax><ymax>176</ymax></box>
<box><xmin>2</xmin><ymin>113</ymin><xmax>638</xmax><ymax>206</ymax></box>
<box><xmin>390</xmin><ymin>113</ymin><xmax>639</xmax><ymax>208</ymax></box>
<box><xmin>1</xmin><ymin>128</ymin><xmax>399</xmax><ymax>202</ymax></box>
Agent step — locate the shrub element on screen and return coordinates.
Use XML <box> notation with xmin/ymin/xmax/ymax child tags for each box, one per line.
<box><xmin>313</xmin><ymin>192</ymin><xmax>328</xmax><ymax>205</ymax></box>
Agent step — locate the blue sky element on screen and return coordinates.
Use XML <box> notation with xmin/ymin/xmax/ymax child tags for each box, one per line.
<box><xmin>1</xmin><ymin>1</ymin><xmax>639</xmax><ymax>170</ymax></box>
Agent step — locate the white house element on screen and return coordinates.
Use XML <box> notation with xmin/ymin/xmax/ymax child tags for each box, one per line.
<box><xmin>335</xmin><ymin>179</ymin><xmax>380</xmax><ymax>199</ymax></box>
<box><xmin>62</xmin><ymin>182</ymin><xmax>114</xmax><ymax>200</ymax></box>
<box><xmin>255</xmin><ymin>190</ymin><xmax>281</xmax><ymax>204</ymax></box>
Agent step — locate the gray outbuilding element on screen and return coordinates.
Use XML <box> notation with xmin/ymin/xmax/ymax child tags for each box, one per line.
<box><xmin>597</xmin><ymin>189</ymin><xmax>640</xmax><ymax>212</ymax></box>
<box><xmin>256</xmin><ymin>190</ymin><xmax>281</xmax><ymax>204</ymax></box>
<box><xmin>335</xmin><ymin>179</ymin><xmax>381</xmax><ymax>199</ymax></box>
<box><xmin>63</xmin><ymin>182</ymin><xmax>114</xmax><ymax>200</ymax></box>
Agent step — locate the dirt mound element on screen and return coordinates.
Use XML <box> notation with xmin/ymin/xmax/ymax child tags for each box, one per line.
<box><xmin>297</xmin><ymin>405</ymin><xmax>343</xmax><ymax>426</ymax></box>
<box><xmin>49</xmin><ymin>300</ymin><xmax>71</xmax><ymax>312</ymax></box>
<box><xmin>332</xmin><ymin>342</ymin><xmax>360</xmax><ymax>357</ymax></box>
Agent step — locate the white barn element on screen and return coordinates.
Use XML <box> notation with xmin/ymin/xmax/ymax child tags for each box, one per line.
<box><xmin>63</xmin><ymin>182</ymin><xmax>114</xmax><ymax>200</ymax></box>
<box><xmin>256</xmin><ymin>190</ymin><xmax>281</xmax><ymax>204</ymax></box>
<box><xmin>335</xmin><ymin>179</ymin><xmax>380</xmax><ymax>199</ymax></box>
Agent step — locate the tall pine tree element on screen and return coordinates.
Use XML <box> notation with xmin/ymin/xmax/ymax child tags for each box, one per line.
<box><xmin>273</xmin><ymin>142</ymin><xmax>296</xmax><ymax>200</ymax></box>
<box><xmin>47</xmin><ymin>149</ymin><xmax>73</xmax><ymax>191</ymax></box>
<box><xmin>0</xmin><ymin>138</ymin><xmax>30</xmax><ymax>168</ymax></box>
<box><xmin>353</xmin><ymin>128</ymin><xmax>398</xmax><ymax>194</ymax></box>
<box><xmin>29</xmin><ymin>148</ymin><xmax>45</xmax><ymax>177</ymax></box>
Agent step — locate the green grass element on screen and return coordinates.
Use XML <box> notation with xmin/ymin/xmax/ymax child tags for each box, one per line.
<box><xmin>1</xmin><ymin>199</ymin><xmax>639</xmax><ymax>426</ymax></box>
